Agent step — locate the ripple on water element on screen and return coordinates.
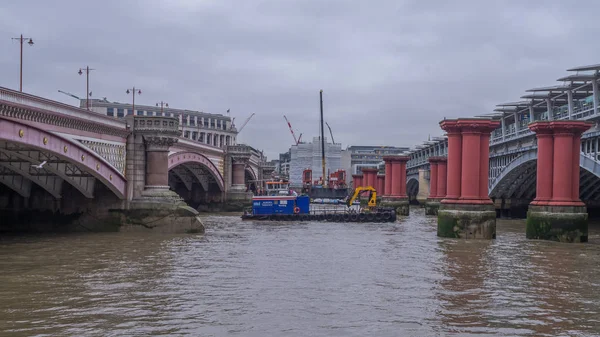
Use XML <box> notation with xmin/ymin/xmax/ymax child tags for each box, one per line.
<box><xmin>1</xmin><ymin>210</ymin><xmax>600</xmax><ymax>336</ymax></box>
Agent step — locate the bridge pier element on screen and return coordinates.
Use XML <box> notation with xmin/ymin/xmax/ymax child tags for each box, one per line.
<box><xmin>381</xmin><ymin>155</ymin><xmax>410</xmax><ymax>216</ymax></box>
<box><xmin>119</xmin><ymin>117</ymin><xmax>204</xmax><ymax>234</ymax></box>
<box><xmin>527</xmin><ymin>121</ymin><xmax>592</xmax><ymax>242</ymax></box>
<box><xmin>224</xmin><ymin>146</ymin><xmax>253</xmax><ymax>208</ymax></box>
<box><xmin>424</xmin><ymin>156</ymin><xmax>447</xmax><ymax>215</ymax></box>
<box><xmin>437</xmin><ymin>119</ymin><xmax>500</xmax><ymax>239</ymax></box>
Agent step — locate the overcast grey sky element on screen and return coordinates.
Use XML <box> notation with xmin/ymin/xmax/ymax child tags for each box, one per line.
<box><xmin>1</xmin><ymin>0</ymin><xmax>599</xmax><ymax>159</ymax></box>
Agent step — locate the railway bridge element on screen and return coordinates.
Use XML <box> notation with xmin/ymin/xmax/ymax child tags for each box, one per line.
<box><xmin>0</xmin><ymin>87</ymin><xmax>272</xmax><ymax>232</ymax></box>
<box><xmin>404</xmin><ymin>63</ymin><xmax>600</xmax><ymax>220</ymax></box>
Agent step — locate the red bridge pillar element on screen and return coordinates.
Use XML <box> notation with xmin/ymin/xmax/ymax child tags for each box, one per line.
<box><xmin>352</xmin><ymin>174</ymin><xmax>363</xmax><ymax>189</ymax></box>
<box><xmin>425</xmin><ymin>156</ymin><xmax>447</xmax><ymax>215</ymax></box>
<box><xmin>361</xmin><ymin>168</ymin><xmax>378</xmax><ymax>188</ymax></box>
<box><xmin>382</xmin><ymin>155</ymin><xmax>410</xmax><ymax>216</ymax></box>
<box><xmin>437</xmin><ymin>119</ymin><xmax>500</xmax><ymax>239</ymax></box>
<box><xmin>377</xmin><ymin>175</ymin><xmax>385</xmax><ymax>198</ymax></box>
<box><xmin>527</xmin><ymin>121</ymin><xmax>592</xmax><ymax>242</ymax></box>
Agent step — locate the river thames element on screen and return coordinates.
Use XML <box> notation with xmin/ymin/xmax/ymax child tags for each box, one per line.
<box><xmin>1</xmin><ymin>207</ymin><xmax>599</xmax><ymax>336</ymax></box>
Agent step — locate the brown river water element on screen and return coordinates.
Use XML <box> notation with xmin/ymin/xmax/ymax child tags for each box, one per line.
<box><xmin>1</xmin><ymin>207</ymin><xmax>600</xmax><ymax>336</ymax></box>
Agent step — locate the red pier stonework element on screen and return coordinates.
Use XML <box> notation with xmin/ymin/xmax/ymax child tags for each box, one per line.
<box><xmin>361</xmin><ymin>168</ymin><xmax>378</xmax><ymax>189</ymax></box>
<box><xmin>377</xmin><ymin>175</ymin><xmax>385</xmax><ymax>197</ymax></box>
<box><xmin>437</xmin><ymin>119</ymin><xmax>500</xmax><ymax>239</ymax></box>
<box><xmin>527</xmin><ymin>121</ymin><xmax>592</xmax><ymax>243</ymax></box>
<box><xmin>382</xmin><ymin>155</ymin><xmax>410</xmax><ymax>216</ymax></box>
<box><xmin>424</xmin><ymin>156</ymin><xmax>447</xmax><ymax>215</ymax></box>
<box><xmin>352</xmin><ymin>174</ymin><xmax>363</xmax><ymax>189</ymax></box>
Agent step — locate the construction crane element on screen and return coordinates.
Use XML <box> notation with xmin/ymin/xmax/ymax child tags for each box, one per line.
<box><xmin>58</xmin><ymin>90</ymin><xmax>81</xmax><ymax>100</ymax></box>
<box><xmin>237</xmin><ymin>113</ymin><xmax>255</xmax><ymax>133</ymax></box>
<box><xmin>297</xmin><ymin>133</ymin><xmax>303</xmax><ymax>144</ymax></box>
<box><xmin>283</xmin><ymin>115</ymin><xmax>301</xmax><ymax>145</ymax></box>
<box><xmin>325</xmin><ymin>122</ymin><xmax>335</xmax><ymax>144</ymax></box>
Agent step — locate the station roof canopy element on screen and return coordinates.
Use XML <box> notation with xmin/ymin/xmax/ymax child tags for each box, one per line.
<box><xmin>493</xmin><ymin>108</ymin><xmax>517</xmax><ymax>113</ymax></box>
<box><xmin>475</xmin><ymin>112</ymin><xmax>503</xmax><ymax>119</ymax></box>
<box><xmin>497</xmin><ymin>100</ymin><xmax>531</xmax><ymax>107</ymax></box>
<box><xmin>557</xmin><ymin>74</ymin><xmax>597</xmax><ymax>82</ymax></box>
<box><xmin>520</xmin><ymin>93</ymin><xmax>567</xmax><ymax>100</ymax></box>
<box><xmin>567</xmin><ymin>64</ymin><xmax>600</xmax><ymax>72</ymax></box>
<box><xmin>526</xmin><ymin>85</ymin><xmax>571</xmax><ymax>92</ymax></box>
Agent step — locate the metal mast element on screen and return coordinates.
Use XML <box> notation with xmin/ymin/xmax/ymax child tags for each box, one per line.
<box><xmin>320</xmin><ymin>90</ymin><xmax>327</xmax><ymax>187</ymax></box>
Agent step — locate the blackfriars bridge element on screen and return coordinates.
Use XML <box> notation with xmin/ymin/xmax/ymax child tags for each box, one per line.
<box><xmin>0</xmin><ymin>86</ymin><xmax>274</xmax><ymax>232</ymax></box>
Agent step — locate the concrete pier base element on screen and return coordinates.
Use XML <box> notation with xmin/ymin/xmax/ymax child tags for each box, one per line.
<box><xmin>381</xmin><ymin>196</ymin><xmax>410</xmax><ymax>216</ymax></box>
<box><xmin>526</xmin><ymin>205</ymin><xmax>588</xmax><ymax>243</ymax></box>
<box><xmin>123</xmin><ymin>188</ymin><xmax>205</xmax><ymax>233</ymax></box>
<box><xmin>424</xmin><ymin>199</ymin><xmax>441</xmax><ymax>215</ymax></box>
<box><xmin>437</xmin><ymin>203</ymin><xmax>496</xmax><ymax>239</ymax></box>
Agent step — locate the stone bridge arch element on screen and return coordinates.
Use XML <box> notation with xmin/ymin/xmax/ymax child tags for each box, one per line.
<box><xmin>0</xmin><ymin>119</ymin><xmax>126</xmax><ymax>199</ymax></box>
<box><xmin>407</xmin><ymin>176</ymin><xmax>419</xmax><ymax>199</ymax></box>
<box><xmin>167</xmin><ymin>152</ymin><xmax>225</xmax><ymax>192</ymax></box>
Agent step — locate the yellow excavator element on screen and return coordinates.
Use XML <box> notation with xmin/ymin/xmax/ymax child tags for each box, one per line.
<box><xmin>346</xmin><ymin>186</ymin><xmax>377</xmax><ymax>209</ymax></box>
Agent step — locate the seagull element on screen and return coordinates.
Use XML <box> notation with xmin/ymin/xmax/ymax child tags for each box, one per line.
<box><xmin>31</xmin><ymin>161</ymin><xmax>47</xmax><ymax>169</ymax></box>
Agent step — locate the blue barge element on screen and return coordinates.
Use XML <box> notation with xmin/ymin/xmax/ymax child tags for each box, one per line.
<box><xmin>241</xmin><ymin>195</ymin><xmax>397</xmax><ymax>223</ymax></box>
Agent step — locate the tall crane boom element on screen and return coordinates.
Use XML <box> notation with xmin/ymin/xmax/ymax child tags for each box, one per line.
<box><xmin>283</xmin><ymin>115</ymin><xmax>299</xmax><ymax>145</ymax></box>
<box><xmin>237</xmin><ymin>113</ymin><xmax>255</xmax><ymax>133</ymax></box>
<box><xmin>325</xmin><ymin>122</ymin><xmax>335</xmax><ymax>144</ymax></box>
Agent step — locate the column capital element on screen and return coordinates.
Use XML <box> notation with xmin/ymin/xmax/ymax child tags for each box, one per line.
<box><xmin>549</xmin><ymin>121</ymin><xmax>593</xmax><ymax>136</ymax></box>
<box><xmin>361</xmin><ymin>168</ymin><xmax>379</xmax><ymax>174</ymax></box>
<box><xmin>143</xmin><ymin>135</ymin><xmax>178</xmax><ymax>152</ymax></box>
<box><xmin>529</xmin><ymin>121</ymin><xmax>554</xmax><ymax>135</ymax></box>
<box><xmin>352</xmin><ymin>174</ymin><xmax>363</xmax><ymax>179</ymax></box>
<box><xmin>383</xmin><ymin>155</ymin><xmax>410</xmax><ymax>163</ymax></box>
<box><xmin>428</xmin><ymin>156</ymin><xmax>447</xmax><ymax>163</ymax></box>
<box><xmin>440</xmin><ymin>118</ymin><xmax>500</xmax><ymax>134</ymax></box>
<box><xmin>232</xmin><ymin>154</ymin><xmax>251</xmax><ymax>164</ymax></box>
<box><xmin>456</xmin><ymin>119</ymin><xmax>500</xmax><ymax>134</ymax></box>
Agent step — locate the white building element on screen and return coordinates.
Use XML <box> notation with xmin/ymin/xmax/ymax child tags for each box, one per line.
<box><xmin>82</xmin><ymin>99</ymin><xmax>238</xmax><ymax>148</ymax></box>
<box><xmin>289</xmin><ymin>137</ymin><xmax>342</xmax><ymax>187</ymax></box>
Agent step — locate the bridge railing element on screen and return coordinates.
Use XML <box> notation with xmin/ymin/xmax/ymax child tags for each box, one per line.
<box><xmin>0</xmin><ymin>86</ymin><xmax>125</xmax><ymax>129</ymax></box>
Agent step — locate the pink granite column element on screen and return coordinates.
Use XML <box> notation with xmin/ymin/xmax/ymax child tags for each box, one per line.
<box><xmin>397</xmin><ymin>157</ymin><xmax>409</xmax><ymax>198</ymax></box>
<box><xmin>437</xmin><ymin>157</ymin><xmax>448</xmax><ymax>198</ymax></box>
<box><xmin>428</xmin><ymin>157</ymin><xmax>439</xmax><ymax>199</ymax></box>
<box><xmin>440</xmin><ymin>121</ymin><xmax>462</xmax><ymax>201</ymax></box>
<box><xmin>529</xmin><ymin>123</ymin><xmax>554</xmax><ymax>205</ymax></box>
<box><xmin>377</xmin><ymin>175</ymin><xmax>385</xmax><ymax>195</ymax></box>
<box><xmin>232</xmin><ymin>162</ymin><xmax>246</xmax><ymax>186</ymax></box>
<box><xmin>362</xmin><ymin>168</ymin><xmax>378</xmax><ymax>188</ymax></box>
<box><xmin>384</xmin><ymin>160</ymin><xmax>392</xmax><ymax>195</ymax></box>
<box><xmin>479</xmin><ymin>132</ymin><xmax>491</xmax><ymax>200</ymax></box>
<box><xmin>146</xmin><ymin>151</ymin><xmax>169</xmax><ymax>186</ymax></box>
<box><xmin>551</xmin><ymin>129</ymin><xmax>574</xmax><ymax>203</ymax></box>
<box><xmin>546</xmin><ymin>121</ymin><xmax>591</xmax><ymax>206</ymax></box>
<box><xmin>459</xmin><ymin>128</ymin><xmax>481</xmax><ymax>200</ymax></box>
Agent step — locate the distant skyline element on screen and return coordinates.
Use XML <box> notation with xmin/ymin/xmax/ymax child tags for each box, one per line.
<box><xmin>1</xmin><ymin>0</ymin><xmax>600</xmax><ymax>159</ymax></box>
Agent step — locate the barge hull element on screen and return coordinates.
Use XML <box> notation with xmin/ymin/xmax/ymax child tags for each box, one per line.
<box><xmin>242</xmin><ymin>211</ymin><xmax>397</xmax><ymax>223</ymax></box>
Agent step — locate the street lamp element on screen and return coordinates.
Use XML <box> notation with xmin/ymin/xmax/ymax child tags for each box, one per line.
<box><xmin>126</xmin><ymin>87</ymin><xmax>142</xmax><ymax>116</ymax></box>
<box><xmin>11</xmin><ymin>34</ymin><xmax>34</xmax><ymax>92</ymax></box>
<box><xmin>156</xmin><ymin>101</ymin><xmax>169</xmax><ymax>114</ymax></box>
<box><xmin>78</xmin><ymin>66</ymin><xmax>95</xmax><ymax>110</ymax></box>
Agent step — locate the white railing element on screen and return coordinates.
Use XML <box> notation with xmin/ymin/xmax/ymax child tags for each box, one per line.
<box><xmin>0</xmin><ymin>86</ymin><xmax>126</xmax><ymax>129</ymax></box>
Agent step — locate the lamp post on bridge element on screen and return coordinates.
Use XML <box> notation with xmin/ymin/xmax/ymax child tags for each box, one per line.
<box><xmin>126</xmin><ymin>87</ymin><xmax>142</xmax><ymax>116</ymax></box>
<box><xmin>156</xmin><ymin>101</ymin><xmax>169</xmax><ymax>114</ymax></box>
<box><xmin>78</xmin><ymin>66</ymin><xmax>95</xmax><ymax>110</ymax></box>
<box><xmin>11</xmin><ymin>34</ymin><xmax>34</xmax><ymax>92</ymax></box>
